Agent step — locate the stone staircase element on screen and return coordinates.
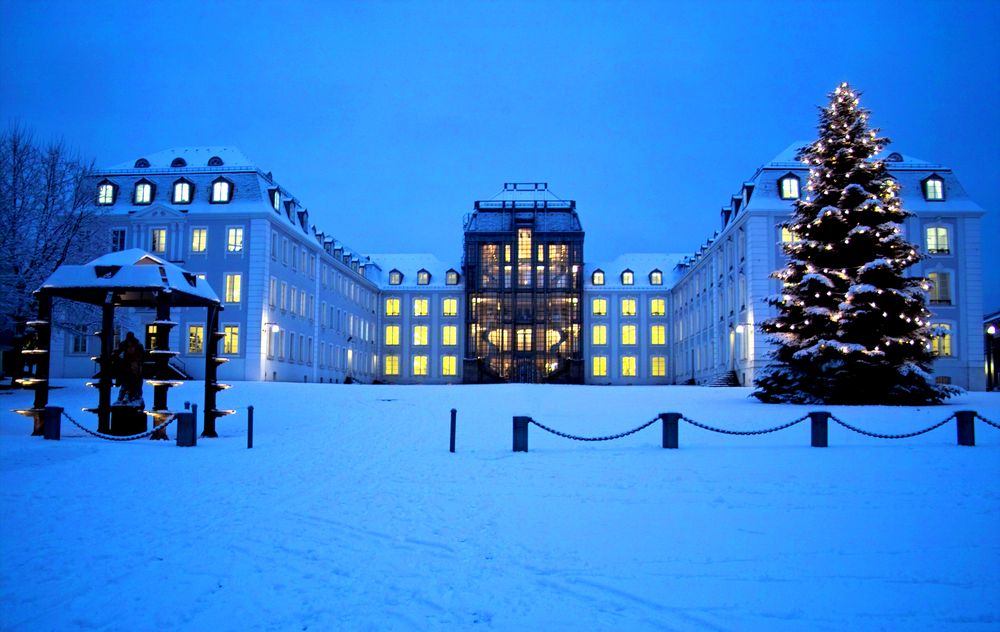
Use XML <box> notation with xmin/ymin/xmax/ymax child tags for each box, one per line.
<box><xmin>707</xmin><ymin>370</ymin><xmax>741</xmax><ymax>387</ymax></box>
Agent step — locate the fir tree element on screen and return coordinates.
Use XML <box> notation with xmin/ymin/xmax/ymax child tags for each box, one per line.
<box><xmin>754</xmin><ymin>83</ymin><xmax>958</xmax><ymax>405</ymax></box>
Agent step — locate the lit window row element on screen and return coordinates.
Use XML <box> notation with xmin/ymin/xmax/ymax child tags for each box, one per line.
<box><xmin>384</xmin><ymin>297</ymin><xmax>459</xmax><ymax>317</ymax></box>
<box><xmin>591</xmin><ymin>355</ymin><xmax>667</xmax><ymax>377</ymax></box>
<box><xmin>388</xmin><ymin>268</ymin><xmax>461</xmax><ymax>286</ymax></box>
<box><xmin>591</xmin><ymin>269</ymin><xmax>663</xmax><ymax>286</ymax></box>
<box><xmin>384</xmin><ymin>354</ymin><xmax>459</xmax><ymax>377</ymax></box>
<box><xmin>590</xmin><ymin>324</ymin><xmax>666</xmax><ymax>346</ymax></box>
<box><xmin>97</xmin><ymin>177</ymin><xmax>234</xmax><ymax>206</ymax></box>
<box><xmin>591</xmin><ymin>297</ymin><xmax>665</xmax><ymax>316</ymax></box>
<box><xmin>384</xmin><ymin>325</ymin><xmax>459</xmax><ymax>347</ymax></box>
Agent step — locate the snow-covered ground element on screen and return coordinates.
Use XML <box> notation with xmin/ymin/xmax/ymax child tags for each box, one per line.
<box><xmin>2</xmin><ymin>381</ymin><xmax>999</xmax><ymax>631</ymax></box>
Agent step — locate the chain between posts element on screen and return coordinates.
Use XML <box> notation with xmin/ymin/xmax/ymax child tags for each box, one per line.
<box><xmin>829</xmin><ymin>413</ymin><xmax>955</xmax><ymax>439</ymax></box>
<box><xmin>528</xmin><ymin>416</ymin><xmax>661</xmax><ymax>442</ymax></box>
<box><xmin>680</xmin><ymin>414</ymin><xmax>810</xmax><ymax>436</ymax></box>
<box><xmin>62</xmin><ymin>410</ymin><xmax>177</xmax><ymax>442</ymax></box>
<box><xmin>975</xmin><ymin>413</ymin><xmax>1000</xmax><ymax>430</ymax></box>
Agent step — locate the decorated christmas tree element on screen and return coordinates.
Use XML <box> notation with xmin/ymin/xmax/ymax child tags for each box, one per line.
<box><xmin>754</xmin><ymin>83</ymin><xmax>957</xmax><ymax>405</ymax></box>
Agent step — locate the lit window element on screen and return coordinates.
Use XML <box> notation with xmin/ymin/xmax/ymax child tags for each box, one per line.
<box><xmin>134</xmin><ymin>181</ymin><xmax>153</xmax><ymax>205</ymax></box>
<box><xmin>446</xmin><ymin>270</ymin><xmax>459</xmax><ymax>285</ymax></box>
<box><xmin>925</xmin><ymin>226</ymin><xmax>950</xmax><ymax>254</ymax></box>
<box><xmin>191</xmin><ymin>228</ymin><xmax>207</xmax><ymax>253</ymax></box>
<box><xmin>389</xmin><ymin>270</ymin><xmax>402</xmax><ymax>285</ymax></box>
<box><xmin>779</xmin><ymin>175</ymin><xmax>800</xmax><ymax>200</ymax></box>
<box><xmin>592</xmin><ymin>270</ymin><xmax>605</xmax><ymax>286</ymax></box>
<box><xmin>150</xmin><ymin>228</ymin><xmax>167</xmax><ymax>253</ymax></box>
<box><xmin>516</xmin><ymin>328</ymin><xmax>532</xmax><ymax>352</ymax></box>
<box><xmin>413</xmin><ymin>325</ymin><xmax>428</xmax><ymax>346</ymax></box>
<box><xmin>780</xmin><ymin>227</ymin><xmax>799</xmax><ymax>243</ymax></box>
<box><xmin>211</xmin><ymin>178</ymin><xmax>232</xmax><ymax>203</ymax></box>
<box><xmin>269</xmin><ymin>277</ymin><xmax>277</xmax><ymax>307</ymax></box>
<box><xmin>227</xmin><ymin>227</ymin><xmax>244</xmax><ymax>252</ymax></box>
<box><xmin>621</xmin><ymin>325</ymin><xmax>636</xmax><ymax>345</ymax></box>
<box><xmin>592</xmin><ymin>356</ymin><xmax>607</xmax><ymax>377</ymax></box>
<box><xmin>385</xmin><ymin>325</ymin><xmax>400</xmax><ymax>346</ymax></box>
<box><xmin>442</xmin><ymin>325</ymin><xmax>457</xmax><ymax>346</ymax></box>
<box><xmin>385</xmin><ymin>298</ymin><xmax>400</xmax><ymax>316</ymax></box>
<box><xmin>621</xmin><ymin>298</ymin><xmax>636</xmax><ymax>316</ymax></box>
<box><xmin>272</xmin><ymin>189</ymin><xmax>281</xmax><ymax>211</ymax></box>
<box><xmin>443</xmin><ymin>298</ymin><xmax>458</xmax><ymax>316</ymax></box>
<box><xmin>621</xmin><ymin>356</ymin><xmax>637</xmax><ymax>377</ymax></box>
<box><xmin>223</xmin><ymin>325</ymin><xmax>239</xmax><ymax>355</ymax></box>
<box><xmin>651</xmin><ymin>298</ymin><xmax>665</xmax><ymax>316</ymax></box>
<box><xmin>97</xmin><ymin>182</ymin><xmax>116</xmax><ymax>205</ymax></box>
<box><xmin>651</xmin><ymin>325</ymin><xmax>666</xmax><ymax>345</ymax></box>
<box><xmin>592</xmin><ymin>325</ymin><xmax>607</xmax><ymax>345</ymax></box>
<box><xmin>927</xmin><ymin>271</ymin><xmax>952</xmax><ymax>305</ymax></box>
<box><xmin>442</xmin><ymin>355</ymin><xmax>457</xmax><ymax>376</ymax></box>
<box><xmin>173</xmin><ymin>180</ymin><xmax>192</xmax><ymax>204</ymax></box>
<box><xmin>650</xmin><ymin>270</ymin><xmax>662</xmax><ymax>285</ymax></box>
<box><xmin>417</xmin><ymin>270</ymin><xmax>430</xmax><ymax>285</ymax></box>
<box><xmin>414</xmin><ymin>299</ymin><xmax>429</xmax><ymax>317</ymax></box>
<box><xmin>413</xmin><ymin>355</ymin><xmax>429</xmax><ymax>376</ymax></box>
<box><xmin>651</xmin><ymin>356</ymin><xmax>666</xmax><ymax>377</ymax></box>
<box><xmin>923</xmin><ymin>176</ymin><xmax>944</xmax><ymax>201</ymax></box>
<box><xmin>188</xmin><ymin>325</ymin><xmax>204</xmax><ymax>354</ymax></box>
<box><xmin>225</xmin><ymin>274</ymin><xmax>241</xmax><ymax>302</ymax></box>
<box><xmin>592</xmin><ymin>298</ymin><xmax>607</xmax><ymax>316</ymax></box>
<box><xmin>385</xmin><ymin>355</ymin><xmax>399</xmax><ymax>376</ymax></box>
<box><xmin>621</xmin><ymin>270</ymin><xmax>634</xmax><ymax>285</ymax></box>
<box><xmin>930</xmin><ymin>323</ymin><xmax>952</xmax><ymax>357</ymax></box>
<box><xmin>111</xmin><ymin>229</ymin><xmax>126</xmax><ymax>252</ymax></box>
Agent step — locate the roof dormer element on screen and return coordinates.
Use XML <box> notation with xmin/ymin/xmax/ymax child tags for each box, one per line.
<box><xmin>417</xmin><ymin>269</ymin><xmax>431</xmax><ymax>285</ymax></box>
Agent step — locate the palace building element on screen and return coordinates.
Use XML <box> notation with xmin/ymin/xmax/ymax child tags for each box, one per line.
<box><xmin>47</xmin><ymin>145</ymin><xmax>987</xmax><ymax>390</ymax></box>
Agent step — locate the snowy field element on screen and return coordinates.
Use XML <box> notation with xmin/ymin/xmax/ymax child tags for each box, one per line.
<box><xmin>2</xmin><ymin>381</ymin><xmax>999</xmax><ymax>631</ymax></box>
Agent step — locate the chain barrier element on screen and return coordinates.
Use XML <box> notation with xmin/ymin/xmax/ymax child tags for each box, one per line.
<box><xmin>829</xmin><ymin>413</ymin><xmax>955</xmax><ymax>439</ymax></box>
<box><xmin>528</xmin><ymin>416</ymin><xmax>661</xmax><ymax>442</ymax></box>
<box><xmin>61</xmin><ymin>410</ymin><xmax>177</xmax><ymax>442</ymax></box>
<box><xmin>680</xmin><ymin>414</ymin><xmax>809</xmax><ymax>436</ymax></box>
<box><xmin>975</xmin><ymin>413</ymin><xmax>1000</xmax><ymax>430</ymax></box>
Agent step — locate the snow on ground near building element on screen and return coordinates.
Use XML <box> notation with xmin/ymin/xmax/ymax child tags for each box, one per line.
<box><xmin>2</xmin><ymin>382</ymin><xmax>999</xmax><ymax>631</ymax></box>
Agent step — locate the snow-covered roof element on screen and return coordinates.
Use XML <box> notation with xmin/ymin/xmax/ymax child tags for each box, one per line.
<box><xmin>110</xmin><ymin>147</ymin><xmax>255</xmax><ymax>170</ymax></box>
<box><xmin>368</xmin><ymin>254</ymin><xmax>461</xmax><ymax>289</ymax></box>
<box><xmin>585</xmin><ymin>253</ymin><xmax>687</xmax><ymax>289</ymax></box>
<box><xmin>39</xmin><ymin>249</ymin><xmax>221</xmax><ymax>306</ymax></box>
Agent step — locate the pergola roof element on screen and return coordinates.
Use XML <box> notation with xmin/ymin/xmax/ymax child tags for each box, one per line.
<box><xmin>37</xmin><ymin>249</ymin><xmax>221</xmax><ymax>307</ymax></box>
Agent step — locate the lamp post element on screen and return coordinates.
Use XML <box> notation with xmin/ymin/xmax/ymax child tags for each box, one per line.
<box><xmin>987</xmin><ymin>323</ymin><xmax>998</xmax><ymax>391</ymax></box>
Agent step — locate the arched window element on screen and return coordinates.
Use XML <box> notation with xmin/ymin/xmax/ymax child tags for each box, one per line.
<box><xmin>592</xmin><ymin>269</ymin><xmax>604</xmax><ymax>286</ymax></box>
<box><xmin>649</xmin><ymin>269</ymin><xmax>662</xmax><ymax>285</ymax></box>
<box><xmin>925</xmin><ymin>225</ymin><xmax>951</xmax><ymax>255</ymax></box>
<box><xmin>446</xmin><ymin>269</ymin><xmax>460</xmax><ymax>285</ymax></box>
<box><xmin>886</xmin><ymin>152</ymin><xmax>904</xmax><ymax>162</ymax></box>
<box><xmin>207</xmin><ymin>156</ymin><xmax>224</xmax><ymax>167</ymax></box>
<box><xmin>621</xmin><ymin>269</ymin><xmax>634</xmax><ymax>285</ymax></box>
<box><xmin>134</xmin><ymin>158</ymin><xmax>150</xmax><ymax>168</ymax></box>
<box><xmin>270</xmin><ymin>188</ymin><xmax>281</xmax><ymax>212</ymax></box>
<box><xmin>930</xmin><ymin>323</ymin><xmax>954</xmax><ymax>357</ymax></box>
<box><xmin>97</xmin><ymin>180</ymin><xmax>117</xmax><ymax>205</ymax></box>
<box><xmin>417</xmin><ymin>269</ymin><xmax>431</xmax><ymax>285</ymax></box>
<box><xmin>211</xmin><ymin>177</ymin><xmax>233</xmax><ymax>203</ymax></box>
<box><xmin>133</xmin><ymin>179</ymin><xmax>155</xmax><ymax>205</ymax></box>
<box><xmin>922</xmin><ymin>175</ymin><xmax>945</xmax><ymax>201</ymax></box>
<box><xmin>779</xmin><ymin>173</ymin><xmax>800</xmax><ymax>200</ymax></box>
<box><xmin>172</xmin><ymin>179</ymin><xmax>193</xmax><ymax>204</ymax></box>
<box><xmin>927</xmin><ymin>270</ymin><xmax>952</xmax><ymax>305</ymax></box>
<box><xmin>388</xmin><ymin>270</ymin><xmax>402</xmax><ymax>285</ymax></box>
<box><xmin>170</xmin><ymin>157</ymin><xmax>187</xmax><ymax>168</ymax></box>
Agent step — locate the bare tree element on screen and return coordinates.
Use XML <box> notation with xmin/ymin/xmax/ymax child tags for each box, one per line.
<box><xmin>0</xmin><ymin>124</ymin><xmax>103</xmax><ymax>379</ymax></box>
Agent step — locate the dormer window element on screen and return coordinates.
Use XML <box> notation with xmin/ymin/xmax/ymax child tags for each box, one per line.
<box><xmin>208</xmin><ymin>156</ymin><xmax>224</xmax><ymax>167</ymax></box>
<box><xmin>922</xmin><ymin>175</ymin><xmax>944</xmax><ymax>201</ymax></box>
<box><xmin>621</xmin><ymin>270</ymin><xmax>634</xmax><ymax>285</ymax></box>
<box><xmin>97</xmin><ymin>180</ymin><xmax>117</xmax><ymax>205</ymax></box>
<box><xmin>134</xmin><ymin>158</ymin><xmax>150</xmax><ymax>168</ymax></box>
<box><xmin>417</xmin><ymin>269</ymin><xmax>430</xmax><ymax>285</ymax></box>
<box><xmin>446</xmin><ymin>270</ymin><xmax>460</xmax><ymax>285</ymax></box>
<box><xmin>388</xmin><ymin>270</ymin><xmax>402</xmax><ymax>285</ymax></box>
<box><xmin>886</xmin><ymin>152</ymin><xmax>904</xmax><ymax>162</ymax></box>
<box><xmin>271</xmin><ymin>189</ymin><xmax>280</xmax><ymax>212</ymax></box>
<box><xmin>779</xmin><ymin>174</ymin><xmax>800</xmax><ymax>200</ymax></box>
<box><xmin>133</xmin><ymin>179</ymin><xmax>154</xmax><ymax>205</ymax></box>
<box><xmin>172</xmin><ymin>179</ymin><xmax>193</xmax><ymax>204</ymax></box>
<box><xmin>649</xmin><ymin>269</ymin><xmax>662</xmax><ymax>285</ymax></box>
<box><xmin>592</xmin><ymin>270</ymin><xmax>604</xmax><ymax>285</ymax></box>
<box><xmin>170</xmin><ymin>157</ymin><xmax>187</xmax><ymax>168</ymax></box>
<box><xmin>211</xmin><ymin>178</ymin><xmax>233</xmax><ymax>203</ymax></box>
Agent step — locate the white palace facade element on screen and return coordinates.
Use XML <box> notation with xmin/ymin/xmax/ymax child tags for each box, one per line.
<box><xmin>48</xmin><ymin>145</ymin><xmax>987</xmax><ymax>390</ymax></box>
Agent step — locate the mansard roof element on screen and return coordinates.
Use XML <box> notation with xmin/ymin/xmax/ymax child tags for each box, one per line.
<box><xmin>584</xmin><ymin>254</ymin><xmax>686</xmax><ymax>289</ymax></box>
<box><xmin>369</xmin><ymin>254</ymin><xmax>461</xmax><ymax>289</ymax></box>
<box><xmin>111</xmin><ymin>147</ymin><xmax>254</xmax><ymax>170</ymax></box>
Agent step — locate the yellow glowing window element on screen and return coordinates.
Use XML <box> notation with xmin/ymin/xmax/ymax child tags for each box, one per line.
<box><xmin>191</xmin><ymin>228</ymin><xmax>207</xmax><ymax>253</ymax></box>
<box><xmin>621</xmin><ymin>299</ymin><xmax>636</xmax><ymax>316</ymax></box>
<box><xmin>188</xmin><ymin>325</ymin><xmax>203</xmax><ymax>354</ymax></box>
<box><xmin>592</xmin><ymin>270</ymin><xmax>604</xmax><ymax>285</ymax></box>
<box><xmin>385</xmin><ymin>298</ymin><xmax>400</xmax><ymax>316</ymax></box>
<box><xmin>923</xmin><ymin>177</ymin><xmax>944</xmax><ymax>201</ymax></box>
<box><xmin>150</xmin><ymin>228</ymin><xmax>167</xmax><ymax>253</ymax></box>
<box><xmin>413</xmin><ymin>326</ymin><xmax>428</xmax><ymax>346</ymax></box>
<box><xmin>442</xmin><ymin>325</ymin><xmax>457</xmax><ymax>346</ymax></box>
<box><xmin>621</xmin><ymin>355</ymin><xmax>637</xmax><ymax>377</ymax></box>
<box><xmin>592</xmin><ymin>325</ymin><xmax>607</xmax><ymax>345</ymax></box>
<box><xmin>488</xmin><ymin>328</ymin><xmax>510</xmax><ymax>351</ymax></box>
<box><xmin>212</xmin><ymin>180</ymin><xmax>232</xmax><ymax>203</ymax></box>
<box><xmin>925</xmin><ymin>227</ymin><xmax>950</xmax><ymax>254</ymax></box>
<box><xmin>417</xmin><ymin>271</ymin><xmax>430</xmax><ymax>285</ymax></box>
<box><xmin>780</xmin><ymin>176</ymin><xmax>800</xmax><ymax>200</ymax></box>
<box><xmin>385</xmin><ymin>325</ymin><xmax>400</xmax><ymax>346</ymax></box>
<box><xmin>442</xmin><ymin>355</ymin><xmax>457</xmax><ymax>376</ymax></box>
<box><xmin>389</xmin><ymin>271</ymin><xmax>402</xmax><ymax>285</ymax></box>
<box><xmin>225</xmin><ymin>274</ymin><xmax>241</xmax><ymax>302</ymax></box>
<box><xmin>592</xmin><ymin>356</ymin><xmax>607</xmax><ymax>377</ymax></box>
<box><xmin>592</xmin><ymin>298</ymin><xmax>607</xmax><ymax>316</ymax></box>
<box><xmin>651</xmin><ymin>298</ymin><xmax>665</xmax><ymax>316</ymax></box>
<box><xmin>621</xmin><ymin>325</ymin><xmax>636</xmax><ymax>345</ymax></box>
<box><xmin>931</xmin><ymin>323</ymin><xmax>952</xmax><ymax>357</ymax></box>
<box><xmin>781</xmin><ymin>227</ymin><xmax>799</xmax><ymax>243</ymax></box>
<box><xmin>650</xmin><ymin>271</ymin><xmax>662</xmax><ymax>285</ymax></box>
<box><xmin>622</xmin><ymin>270</ymin><xmax>634</xmax><ymax>285</ymax></box>
<box><xmin>223</xmin><ymin>325</ymin><xmax>239</xmax><ymax>354</ymax></box>
<box><xmin>443</xmin><ymin>298</ymin><xmax>458</xmax><ymax>316</ymax></box>
<box><xmin>446</xmin><ymin>270</ymin><xmax>459</xmax><ymax>285</ymax></box>
<box><xmin>651</xmin><ymin>325</ymin><xmax>665</xmax><ymax>345</ymax></box>
<box><xmin>516</xmin><ymin>328</ymin><xmax>532</xmax><ymax>351</ymax></box>
<box><xmin>227</xmin><ymin>227</ymin><xmax>244</xmax><ymax>252</ymax></box>
<box><xmin>414</xmin><ymin>299</ymin><xmax>429</xmax><ymax>317</ymax></box>
<box><xmin>173</xmin><ymin>181</ymin><xmax>191</xmax><ymax>204</ymax></box>
<box><xmin>413</xmin><ymin>355</ymin><xmax>428</xmax><ymax>376</ymax></box>
<box><xmin>385</xmin><ymin>355</ymin><xmax>399</xmax><ymax>376</ymax></box>
<box><xmin>651</xmin><ymin>356</ymin><xmax>666</xmax><ymax>377</ymax></box>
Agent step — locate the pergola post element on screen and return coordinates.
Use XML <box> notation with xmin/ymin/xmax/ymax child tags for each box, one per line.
<box><xmin>149</xmin><ymin>290</ymin><xmax>173</xmax><ymax>440</ymax></box>
<box><xmin>97</xmin><ymin>297</ymin><xmax>115</xmax><ymax>434</ymax></box>
<box><xmin>26</xmin><ymin>292</ymin><xmax>53</xmax><ymax>435</ymax></box>
<box><xmin>202</xmin><ymin>304</ymin><xmax>220</xmax><ymax>438</ymax></box>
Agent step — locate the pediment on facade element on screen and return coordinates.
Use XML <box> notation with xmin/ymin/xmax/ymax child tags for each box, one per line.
<box><xmin>131</xmin><ymin>204</ymin><xmax>186</xmax><ymax>220</ymax></box>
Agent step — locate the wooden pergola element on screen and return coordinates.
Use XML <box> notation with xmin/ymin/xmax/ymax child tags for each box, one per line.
<box><xmin>19</xmin><ymin>249</ymin><xmax>229</xmax><ymax>438</ymax></box>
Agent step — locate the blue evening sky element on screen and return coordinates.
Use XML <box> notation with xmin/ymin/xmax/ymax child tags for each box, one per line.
<box><xmin>2</xmin><ymin>0</ymin><xmax>998</xmax><ymax>309</ymax></box>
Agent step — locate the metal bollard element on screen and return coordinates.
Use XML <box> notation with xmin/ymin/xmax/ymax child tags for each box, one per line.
<box><xmin>449</xmin><ymin>408</ymin><xmax>457</xmax><ymax>453</ymax></box>
<box><xmin>513</xmin><ymin>416</ymin><xmax>530</xmax><ymax>452</ymax></box>
<box><xmin>810</xmin><ymin>412</ymin><xmax>830</xmax><ymax>447</ymax></box>
<box><xmin>956</xmin><ymin>410</ymin><xmax>975</xmax><ymax>447</ymax></box>
<box><xmin>659</xmin><ymin>413</ymin><xmax>680</xmax><ymax>449</ymax></box>
<box><xmin>247</xmin><ymin>405</ymin><xmax>254</xmax><ymax>449</ymax></box>
<box><xmin>42</xmin><ymin>406</ymin><xmax>63</xmax><ymax>441</ymax></box>
<box><xmin>175</xmin><ymin>411</ymin><xmax>197</xmax><ymax>447</ymax></box>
